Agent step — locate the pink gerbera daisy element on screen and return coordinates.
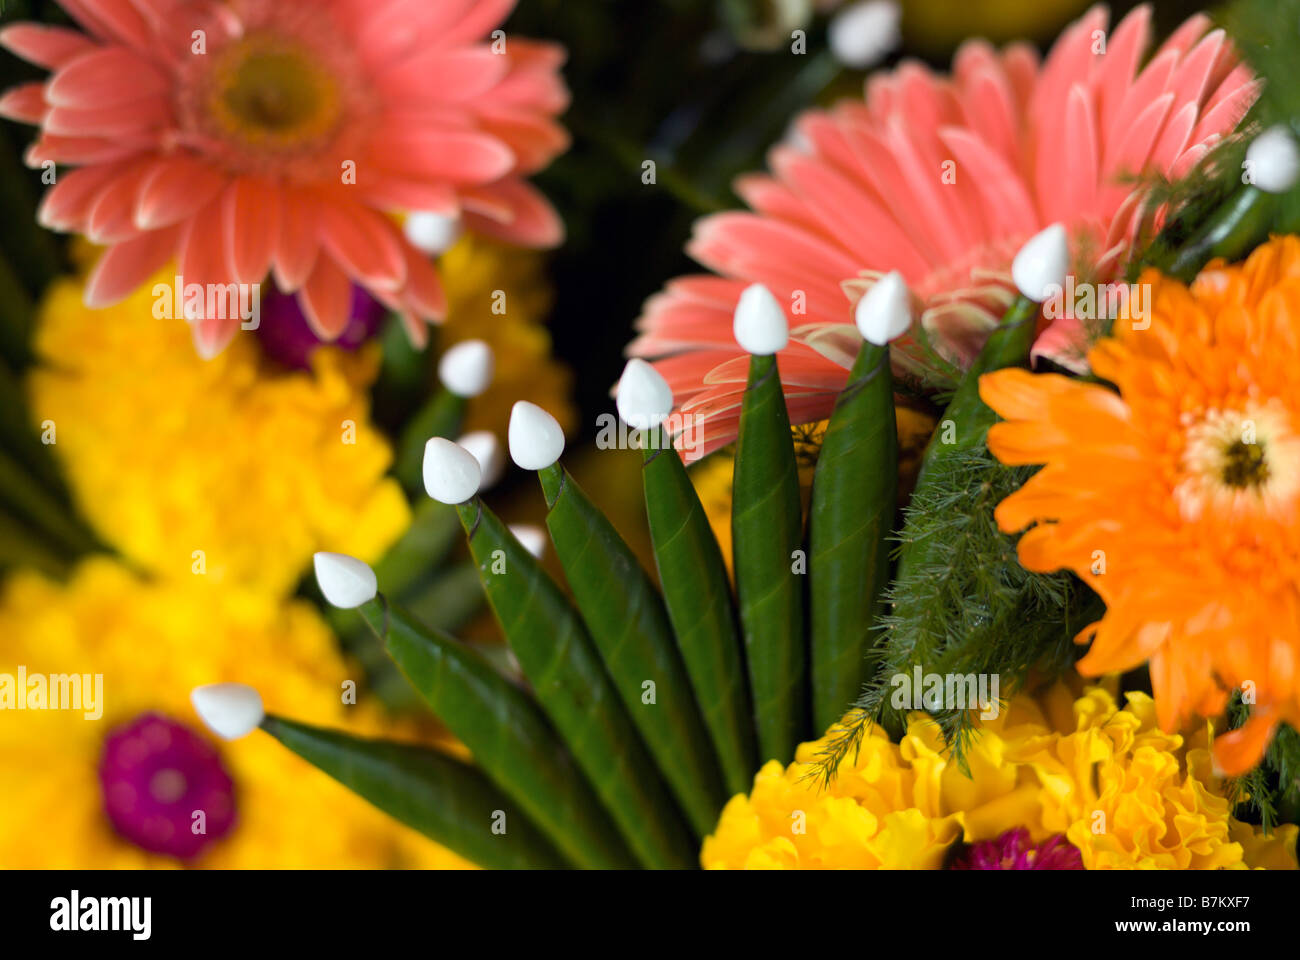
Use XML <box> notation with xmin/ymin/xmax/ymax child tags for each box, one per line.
<box><xmin>0</xmin><ymin>0</ymin><xmax>569</xmax><ymax>356</ymax></box>
<box><xmin>627</xmin><ymin>3</ymin><xmax>1258</xmax><ymax>459</ymax></box>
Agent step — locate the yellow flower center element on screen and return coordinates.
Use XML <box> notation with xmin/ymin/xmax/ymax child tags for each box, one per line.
<box><xmin>1176</xmin><ymin>404</ymin><xmax>1300</xmax><ymax>519</ymax></box>
<box><xmin>208</xmin><ymin>36</ymin><xmax>341</xmax><ymax>150</ymax></box>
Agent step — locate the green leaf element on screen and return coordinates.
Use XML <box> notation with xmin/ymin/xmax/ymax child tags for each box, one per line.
<box><xmin>537</xmin><ymin>461</ymin><xmax>727</xmax><ymax>834</ymax></box>
<box><xmin>373</xmin><ymin>498</ymin><xmax>463</xmax><ymax>598</ymax></box>
<box><xmin>641</xmin><ymin>431</ymin><xmax>757</xmax><ymax>796</ymax></box>
<box><xmin>261</xmin><ymin>715</ymin><xmax>569</xmax><ymax>870</ymax></box>
<box><xmin>394</xmin><ymin>388</ymin><xmax>466</xmax><ymax>493</ymax></box>
<box><xmin>914</xmin><ymin>295</ymin><xmax>1039</xmax><ymax>471</ymax></box>
<box><xmin>808</xmin><ymin>341</ymin><xmax>898</xmax><ymax>734</ymax></box>
<box><xmin>358</xmin><ymin>595</ymin><xmax>638</xmax><ymax>869</ymax></box>
<box><xmin>1157</xmin><ymin>185</ymin><xmax>1278</xmax><ymax>283</ymax></box>
<box><xmin>401</xmin><ymin>561</ymin><xmax>485</xmax><ymax>634</ymax></box>
<box><xmin>731</xmin><ymin>352</ymin><xmax>807</xmax><ymax>763</ymax></box>
<box><xmin>454</xmin><ymin>496</ymin><xmax>696</xmax><ymax>869</ymax></box>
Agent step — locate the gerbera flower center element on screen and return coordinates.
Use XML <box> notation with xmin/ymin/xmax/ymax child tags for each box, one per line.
<box><xmin>1176</xmin><ymin>405</ymin><xmax>1300</xmax><ymax>519</ymax></box>
<box><xmin>209</xmin><ymin>37</ymin><xmax>342</xmax><ymax>149</ymax></box>
<box><xmin>99</xmin><ymin>713</ymin><xmax>237</xmax><ymax>861</ymax></box>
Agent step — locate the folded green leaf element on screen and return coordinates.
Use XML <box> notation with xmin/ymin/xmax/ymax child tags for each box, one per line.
<box><xmin>641</xmin><ymin>431</ymin><xmax>756</xmax><ymax>796</ymax></box>
<box><xmin>401</xmin><ymin>561</ymin><xmax>485</xmax><ymax>634</ymax></box>
<box><xmin>373</xmin><ymin>499</ymin><xmax>464</xmax><ymax>597</ymax></box>
<box><xmin>732</xmin><ymin>353</ymin><xmax>807</xmax><ymax>763</ymax></box>
<box><xmin>914</xmin><ymin>295</ymin><xmax>1039</xmax><ymax>472</ymax></box>
<box><xmin>358</xmin><ymin>595</ymin><xmax>638</xmax><ymax>869</ymax></box>
<box><xmin>1159</xmin><ymin>184</ymin><xmax>1277</xmax><ymax>282</ymax></box>
<box><xmin>261</xmin><ymin>715</ymin><xmax>569</xmax><ymax>869</ymax></box>
<box><xmin>538</xmin><ymin>462</ymin><xmax>726</xmax><ymax>834</ymax></box>
<box><xmin>395</xmin><ymin>388</ymin><xmax>466</xmax><ymax>493</ymax></box>
<box><xmin>808</xmin><ymin>341</ymin><xmax>898</xmax><ymax>734</ymax></box>
<box><xmin>454</xmin><ymin>496</ymin><xmax>696</xmax><ymax>869</ymax></box>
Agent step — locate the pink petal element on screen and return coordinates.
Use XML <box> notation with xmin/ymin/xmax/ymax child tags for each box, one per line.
<box><xmin>83</xmin><ymin>225</ymin><xmax>181</xmax><ymax>307</ymax></box>
<box><xmin>0</xmin><ymin>24</ymin><xmax>96</xmax><ymax>69</ymax></box>
<box><xmin>459</xmin><ymin>180</ymin><xmax>563</xmax><ymax>248</ymax></box>
<box><xmin>299</xmin><ymin>255</ymin><xmax>355</xmax><ymax>340</ymax></box>
<box><xmin>318</xmin><ymin>200</ymin><xmax>406</xmax><ymax>290</ymax></box>
<box><xmin>223</xmin><ymin>176</ymin><xmax>279</xmax><ymax>285</ymax></box>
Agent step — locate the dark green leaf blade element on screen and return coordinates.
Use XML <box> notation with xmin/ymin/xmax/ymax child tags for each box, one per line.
<box><xmin>359</xmin><ymin>596</ymin><xmax>638</xmax><ymax>869</ymax></box>
<box><xmin>454</xmin><ymin>497</ymin><xmax>696</xmax><ymax>869</ymax></box>
<box><xmin>537</xmin><ymin>462</ymin><xmax>727</xmax><ymax>834</ymax></box>
<box><xmin>641</xmin><ymin>432</ymin><xmax>757</xmax><ymax>796</ymax></box>
<box><xmin>808</xmin><ymin>341</ymin><xmax>898</xmax><ymax>733</ymax></box>
<box><xmin>261</xmin><ymin>715</ymin><xmax>568</xmax><ymax>870</ymax></box>
<box><xmin>731</xmin><ymin>353</ymin><xmax>807</xmax><ymax>763</ymax></box>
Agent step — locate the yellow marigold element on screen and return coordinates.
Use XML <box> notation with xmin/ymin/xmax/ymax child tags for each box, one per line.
<box><xmin>980</xmin><ymin>236</ymin><xmax>1300</xmax><ymax>774</ymax></box>
<box><xmin>28</xmin><ymin>270</ymin><xmax>409</xmax><ymax>595</ymax></box>
<box><xmin>0</xmin><ymin>558</ymin><xmax>471</xmax><ymax>869</ymax></box>
<box><xmin>438</xmin><ymin>234</ymin><xmax>576</xmax><ymax>437</ymax></box>
<box><xmin>702</xmin><ymin>684</ymin><xmax>1298</xmax><ymax>870</ymax></box>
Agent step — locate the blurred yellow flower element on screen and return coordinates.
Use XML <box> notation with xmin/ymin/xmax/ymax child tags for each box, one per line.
<box><xmin>702</xmin><ymin>684</ymin><xmax>1298</xmax><ymax>870</ymax></box>
<box><xmin>28</xmin><ymin>270</ymin><xmax>409</xmax><ymax>596</ymax></box>
<box><xmin>0</xmin><ymin>558</ymin><xmax>471</xmax><ymax>869</ymax></box>
<box><xmin>437</xmin><ymin>235</ymin><xmax>576</xmax><ymax>438</ymax></box>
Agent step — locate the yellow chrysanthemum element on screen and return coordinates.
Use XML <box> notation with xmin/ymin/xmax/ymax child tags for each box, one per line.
<box><xmin>438</xmin><ymin>234</ymin><xmax>576</xmax><ymax>437</ymax></box>
<box><xmin>28</xmin><ymin>270</ymin><xmax>409</xmax><ymax>595</ymax></box>
<box><xmin>702</xmin><ymin>684</ymin><xmax>1298</xmax><ymax>870</ymax></box>
<box><xmin>0</xmin><ymin>557</ymin><xmax>472</xmax><ymax>869</ymax></box>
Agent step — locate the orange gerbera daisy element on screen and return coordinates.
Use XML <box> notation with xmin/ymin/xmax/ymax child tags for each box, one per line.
<box><xmin>0</xmin><ymin>0</ymin><xmax>568</xmax><ymax>356</ymax></box>
<box><xmin>980</xmin><ymin>236</ymin><xmax>1300</xmax><ymax>775</ymax></box>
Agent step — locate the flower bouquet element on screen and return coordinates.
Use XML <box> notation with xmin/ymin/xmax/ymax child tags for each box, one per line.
<box><xmin>2</xmin><ymin>0</ymin><xmax>1300</xmax><ymax>879</ymax></box>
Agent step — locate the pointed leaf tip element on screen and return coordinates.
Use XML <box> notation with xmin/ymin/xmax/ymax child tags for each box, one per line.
<box><xmin>455</xmin><ymin>430</ymin><xmax>504</xmax><ymax>490</ymax></box>
<box><xmin>423</xmin><ymin>437</ymin><xmax>483</xmax><ymax>504</ymax></box>
<box><xmin>1247</xmin><ymin>126</ymin><xmax>1300</xmax><ymax>194</ymax></box>
<box><xmin>1012</xmin><ymin>224</ymin><xmax>1069</xmax><ymax>303</ymax></box>
<box><xmin>855</xmin><ymin>271</ymin><xmax>912</xmax><ymax>345</ymax></box>
<box><xmin>404</xmin><ymin>210</ymin><xmax>462</xmax><ymax>255</ymax></box>
<box><xmin>508</xmin><ymin>401</ymin><xmax>565</xmax><ymax>470</ymax></box>
<box><xmin>733</xmin><ymin>283</ymin><xmax>788</xmax><ymax>355</ymax></box>
<box><xmin>438</xmin><ymin>340</ymin><xmax>494</xmax><ymax>397</ymax></box>
<box><xmin>191</xmin><ymin>683</ymin><xmax>264</xmax><ymax>740</ymax></box>
<box><xmin>508</xmin><ymin>523</ymin><xmax>548</xmax><ymax>558</ymax></box>
<box><xmin>829</xmin><ymin>0</ymin><xmax>901</xmax><ymax>69</ymax></box>
<box><xmin>313</xmin><ymin>551</ymin><xmax>378</xmax><ymax>608</ymax></box>
<box><xmin>616</xmin><ymin>358</ymin><xmax>674</xmax><ymax>430</ymax></box>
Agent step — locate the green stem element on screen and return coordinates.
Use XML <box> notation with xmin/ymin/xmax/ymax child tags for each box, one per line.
<box><xmin>261</xmin><ymin>715</ymin><xmax>569</xmax><ymax>870</ymax></box>
<box><xmin>395</xmin><ymin>389</ymin><xmax>466</xmax><ymax>493</ymax></box>
<box><xmin>358</xmin><ymin>595</ymin><xmax>638</xmax><ymax>869</ymax></box>
<box><xmin>641</xmin><ymin>429</ymin><xmax>757</xmax><ymax>796</ymax></box>
<box><xmin>808</xmin><ymin>342</ymin><xmax>898</xmax><ymax>733</ymax></box>
<box><xmin>732</xmin><ymin>352</ymin><xmax>807</xmax><ymax>763</ymax></box>
<box><xmin>537</xmin><ymin>461</ymin><xmax>727</xmax><ymax>834</ymax></box>
<box><xmin>453</xmin><ymin>496</ymin><xmax>696</xmax><ymax>869</ymax></box>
